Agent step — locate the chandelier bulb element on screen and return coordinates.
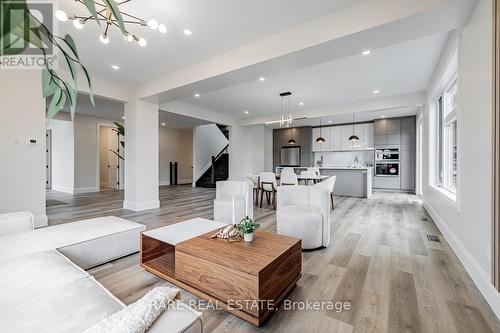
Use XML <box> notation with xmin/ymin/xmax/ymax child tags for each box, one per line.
<box><xmin>99</xmin><ymin>34</ymin><xmax>110</xmax><ymax>44</ymax></box>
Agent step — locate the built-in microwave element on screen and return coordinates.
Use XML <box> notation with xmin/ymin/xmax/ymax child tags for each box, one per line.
<box><xmin>375</xmin><ymin>162</ymin><xmax>399</xmax><ymax>176</ymax></box>
<box><xmin>375</xmin><ymin>148</ymin><xmax>400</xmax><ymax>161</ymax></box>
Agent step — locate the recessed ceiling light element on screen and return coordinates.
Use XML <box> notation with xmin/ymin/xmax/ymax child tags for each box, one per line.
<box><xmin>381</xmin><ymin>115</ymin><xmax>386</xmax><ymax>118</ymax></box>
<box><xmin>194</xmin><ymin>93</ymin><xmax>200</xmax><ymax>98</ymax></box>
<box><xmin>328</xmin><ymin>120</ymin><xmax>332</xmax><ymax>124</ymax></box>
<box><xmin>299</xmin><ymin>102</ymin><xmax>304</xmax><ymax>106</ymax></box>
<box><xmin>373</xmin><ymin>90</ymin><xmax>381</xmax><ymax>94</ymax></box>
<box><xmin>244</xmin><ymin>111</ymin><xmax>249</xmax><ymax>114</ymax></box>
<box><xmin>121</xmin><ymin>116</ymin><xmax>125</xmax><ymax>120</ymax></box>
<box><xmin>183</xmin><ymin>29</ymin><xmax>193</xmax><ymax>36</ymax></box>
<box><xmin>362</xmin><ymin>50</ymin><xmax>371</xmax><ymax>55</ymax></box>
<box><xmin>259</xmin><ymin>77</ymin><xmax>266</xmax><ymax>82</ymax></box>
<box><xmin>161</xmin><ymin>122</ymin><xmax>166</xmax><ymax>126</ymax></box>
<box><xmin>111</xmin><ymin>64</ymin><xmax>120</xmax><ymax>70</ymax></box>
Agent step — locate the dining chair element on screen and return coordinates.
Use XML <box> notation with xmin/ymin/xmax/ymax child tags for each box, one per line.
<box><xmin>245</xmin><ymin>174</ymin><xmax>260</xmax><ymax>206</ymax></box>
<box><xmin>281</xmin><ymin>167</ymin><xmax>295</xmax><ymax>174</ymax></box>
<box><xmin>307</xmin><ymin>167</ymin><xmax>321</xmax><ymax>175</ymax></box>
<box><xmin>259</xmin><ymin>172</ymin><xmax>277</xmax><ymax>209</ymax></box>
<box><xmin>300</xmin><ymin>171</ymin><xmax>317</xmax><ymax>186</ymax></box>
<box><xmin>280</xmin><ymin>172</ymin><xmax>298</xmax><ymax>186</ymax></box>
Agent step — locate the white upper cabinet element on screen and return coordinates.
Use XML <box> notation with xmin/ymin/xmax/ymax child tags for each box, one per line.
<box><xmin>341</xmin><ymin>125</ymin><xmax>353</xmax><ymax>151</ymax></box>
<box><xmin>363</xmin><ymin>123</ymin><xmax>374</xmax><ymax>149</ymax></box>
<box><xmin>313</xmin><ymin>123</ymin><xmax>374</xmax><ymax>152</ymax></box>
<box><xmin>312</xmin><ymin>127</ymin><xmax>321</xmax><ymax>152</ymax></box>
<box><xmin>329</xmin><ymin>126</ymin><xmax>342</xmax><ymax>151</ymax></box>
<box><xmin>319</xmin><ymin>127</ymin><xmax>330</xmax><ymax>151</ymax></box>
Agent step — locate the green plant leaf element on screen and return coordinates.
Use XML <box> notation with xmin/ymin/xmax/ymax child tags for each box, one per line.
<box><xmin>62</xmin><ymin>34</ymin><xmax>79</xmax><ymax>59</ymax></box>
<box><xmin>41</xmin><ymin>67</ymin><xmax>59</xmax><ymax>97</ymax></box>
<box><xmin>47</xmin><ymin>88</ymin><xmax>65</xmax><ymax>118</ymax></box>
<box><xmin>104</xmin><ymin>0</ymin><xmax>126</xmax><ymax>33</ymax></box>
<box><xmin>66</xmin><ymin>85</ymin><xmax>78</xmax><ymax>118</ymax></box>
<box><xmin>112</xmin><ymin>122</ymin><xmax>125</xmax><ymax>136</ymax></box>
<box><xmin>110</xmin><ymin>149</ymin><xmax>124</xmax><ymax>160</ymax></box>
<box><xmin>81</xmin><ymin>64</ymin><xmax>95</xmax><ymax>106</ymax></box>
<box><xmin>81</xmin><ymin>0</ymin><xmax>100</xmax><ymax>25</ymax></box>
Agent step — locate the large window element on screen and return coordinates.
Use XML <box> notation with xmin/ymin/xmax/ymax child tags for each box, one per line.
<box><xmin>436</xmin><ymin>77</ymin><xmax>458</xmax><ymax>193</ymax></box>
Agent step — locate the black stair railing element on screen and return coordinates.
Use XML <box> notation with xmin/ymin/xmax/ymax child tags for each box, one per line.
<box><xmin>211</xmin><ymin>144</ymin><xmax>229</xmax><ymax>185</ymax></box>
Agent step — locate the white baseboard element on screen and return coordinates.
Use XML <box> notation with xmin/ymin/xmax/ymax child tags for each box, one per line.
<box><xmin>159</xmin><ymin>179</ymin><xmax>192</xmax><ymax>186</ymax></box>
<box><xmin>51</xmin><ymin>185</ymin><xmax>75</xmax><ymax>194</ymax></box>
<box><xmin>74</xmin><ymin>186</ymin><xmax>100</xmax><ymax>194</ymax></box>
<box><xmin>33</xmin><ymin>214</ymin><xmax>48</xmax><ymax>228</ymax></box>
<box><xmin>123</xmin><ymin>199</ymin><xmax>160</xmax><ymax>212</ymax></box>
<box><xmin>423</xmin><ymin>200</ymin><xmax>500</xmax><ymax>319</ymax></box>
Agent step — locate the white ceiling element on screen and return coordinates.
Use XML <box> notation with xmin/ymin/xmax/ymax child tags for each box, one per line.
<box><xmin>56</xmin><ymin>0</ymin><xmax>362</xmax><ymax>84</ymax></box>
<box><xmin>177</xmin><ymin>32</ymin><xmax>448</xmax><ymax>119</ymax></box>
<box><xmin>264</xmin><ymin>106</ymin><xmax>419</xmax><ymax>128</ymax></box>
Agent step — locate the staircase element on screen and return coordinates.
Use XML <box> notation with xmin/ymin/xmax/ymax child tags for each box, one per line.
<box><xmin>195</xmin><ymin>152</ymin><xmax>229</xmax><ymax>188</ymax></box>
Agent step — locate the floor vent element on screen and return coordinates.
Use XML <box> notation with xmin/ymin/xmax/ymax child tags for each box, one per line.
<box><xmin>419</xmin><ymin>216</ymin><xmax>430</xmax><ymax>222</ymax></box>
<box><xmin>427</xmin><ymin>235</ymin><xmax>441</xmax><ymax>242</ymax></box>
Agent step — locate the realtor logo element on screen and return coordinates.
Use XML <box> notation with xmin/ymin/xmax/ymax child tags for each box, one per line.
<box><xmin>0</xmin><ymin>0</ymin><xmax>58</xmax><ymax>69</ymax></box>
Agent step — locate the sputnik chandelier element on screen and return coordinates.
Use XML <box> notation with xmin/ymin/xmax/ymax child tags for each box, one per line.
<box><xmin>54</xmin><ymin>0</ymin><xmax>169</xmax><ymax>47</ymax></box>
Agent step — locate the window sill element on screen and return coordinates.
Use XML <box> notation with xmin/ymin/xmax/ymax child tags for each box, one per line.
<box><xmin>431</xmin><ymin>185</ymin><xmax>459</xmax><ymax>210</ymax></box>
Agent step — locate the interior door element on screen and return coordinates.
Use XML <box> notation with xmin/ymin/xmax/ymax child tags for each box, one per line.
<box><xmin>107</xmin><ymin>129</ymin><xmax>119</xmax><ymax>189</ymax></box>
<box><xmin>46</xmin><ymin>130</ymin><xmax>51</xmax><ymax>189</ymax></box>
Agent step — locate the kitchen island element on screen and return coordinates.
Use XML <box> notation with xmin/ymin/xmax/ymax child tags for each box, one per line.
<box><xmin>276</xmin><ymin>166</ymin><xmax>372</xmax><ymax>198</ymax></box>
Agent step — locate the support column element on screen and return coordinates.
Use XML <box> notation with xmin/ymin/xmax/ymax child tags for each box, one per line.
<box><xmin>123</xmin><ymin>98</ymin><xmax>160</xmax><ymax>211</ymax></box>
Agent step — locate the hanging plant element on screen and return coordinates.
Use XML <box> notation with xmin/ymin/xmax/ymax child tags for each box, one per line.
<box><xmin>110</xmin><ymin>121</ymin><xmax>125</xmax><ymax>160</ymax></box>
<box><xmin>0</xmin><ymin>1</ymin><xmax>126</xmax><ymax>118</ymax></box>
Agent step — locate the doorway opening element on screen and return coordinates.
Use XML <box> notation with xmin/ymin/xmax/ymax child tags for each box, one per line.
<box><xmin>98</xmin><ymin>125</ymin><xmax>124</xmax><ymax>191</ymax></box>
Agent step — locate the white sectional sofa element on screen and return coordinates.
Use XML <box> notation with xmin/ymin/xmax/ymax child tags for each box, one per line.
<box><xmin>0</xmin><ymin>212</ymin><xmax>202</xmax><ymax>333</ymax></box>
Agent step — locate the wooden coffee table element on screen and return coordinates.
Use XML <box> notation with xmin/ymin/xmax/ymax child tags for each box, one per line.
<box><xmin>140</xmin><ymin>218</ymin><xmax>302</xmax><ymax>326</ymax></box>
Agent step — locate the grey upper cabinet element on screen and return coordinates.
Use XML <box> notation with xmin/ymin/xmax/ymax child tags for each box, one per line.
<box><xmin>402</xmin><ymin>117</ymin><xmax>416</xmax><ymax>133</ymax></box>
<box><xmin>300</xmin><ymin>127</ymin><xmax>312</xmax><ymax>166</ymax></box>
<box><xmin>374</xmin><ymin>118</ymin><xmax>402</xmax><ymax>146</ymax></box>
<box><xmin>273</xmin><ymin>127</ymin><xmax>312</xmax><ymax>168</ymax></box>
<box><xmin>374</xmin><ymin>119</ymin><xmax>388</xmax><ymax>136</ymax></box>
<box><xmin>387</xmin><ymin>119</ymin><xmax>401</xmax><ymax>135</ymax></box>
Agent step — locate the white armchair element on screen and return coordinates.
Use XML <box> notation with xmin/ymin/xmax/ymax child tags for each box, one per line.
<box><xmin>314</xmin><ymin>176</ymin><xmax>337</xmax><ymax>209</ymax></box>
<box><xmin>0</xmin><ymin>211</ymin><xmax>34</xmax><ymax>237</ymax></box>
<box><xmin>276</xmin><ymin>185</ymin><xmax>331</xmax><ymax>249</ymax></box>
<box><xmin>214</xmin><ymin>181</ymin><xmax>253</xmax><ymax>224</ymax></box>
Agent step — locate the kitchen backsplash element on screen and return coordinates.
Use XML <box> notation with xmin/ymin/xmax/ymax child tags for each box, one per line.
<box><xmin>314</xmin><ymin>151</ymin><xmax>375</xmax><ymax>167</ymax></box>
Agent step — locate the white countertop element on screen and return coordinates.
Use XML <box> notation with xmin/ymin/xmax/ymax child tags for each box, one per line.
<box><xmin>319</xmin><ymin>166</ymin><xmax>373</xmax><ymax>170</ymax></box>
<box><xmin>276</xmin><ymin>166</ymin><xmax>372</xmax><ymax>170</ymax></box>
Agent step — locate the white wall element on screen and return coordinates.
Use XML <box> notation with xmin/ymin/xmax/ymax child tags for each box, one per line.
<box><xmin>264</xmin><ymin>127</ymin><xmax>273</xmax><ymax>172</ymax></box>
<box><xmin>193</xmin><ymin>124</ymin><xmax>229</xmax><ymax>183</ymax></box>
<box><xmin>229</xmin><ymin>124</ymin><xmax>272</xmax><ymax>180</ymax></box>
<box><xmin>0</xmin><ymin>70</ymin><xmax>47</xmax><ymax>227</ymax></box>
<box><xmin>421</xmin><ymin>0</ymin><xmax>500</xmax><ymax>317</ymax></box>
<box><xmin>46</xmin><ymin>119</ymin><xmax>75</xmax><ymax>193</ymax></box>
<box><xmin>159</xmin><ymin>127</ymin><xmax>193</xmax><ymax>185</ymax></box>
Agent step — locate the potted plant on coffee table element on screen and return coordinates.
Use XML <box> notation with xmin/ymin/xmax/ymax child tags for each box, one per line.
<box><xmin>237</xmin><ymin>217</ymin><xmax>260</xmax><ymax>242</ymax></box>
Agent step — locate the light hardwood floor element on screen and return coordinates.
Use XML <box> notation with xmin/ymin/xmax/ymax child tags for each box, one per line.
<box><xmin>47</xmin><ymin>186</ymin><xmax>500</xmax><ymax>333</ymax></box>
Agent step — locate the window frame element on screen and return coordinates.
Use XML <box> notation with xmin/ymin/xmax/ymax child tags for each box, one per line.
<box><xmin>435</xmin><ymin>75</ymin><xmax>458</xmax><ymax>196</ymax></box>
